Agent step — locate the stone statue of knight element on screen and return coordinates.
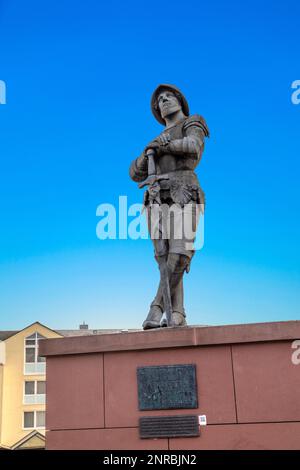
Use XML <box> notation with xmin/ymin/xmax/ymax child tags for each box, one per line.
<box><xmin>129</xmin><ymin>84</ymin><xmax>209</xmax><ymax>329</ymax></box>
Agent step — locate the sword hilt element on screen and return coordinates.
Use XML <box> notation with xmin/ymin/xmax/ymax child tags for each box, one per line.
<box><xmin>145</xmin><ymin>148</ymin><xmax>156</xmax><ymax>177</ymax></box>
<box><xmin>138</xmin><ymin>174</ymin><xmax>169</xmax><ymax>189</ymax></box>
<box><xmin>139</xmin><ymin>148</ymin><xmax>170</xmax><ymax>189</ymax></box>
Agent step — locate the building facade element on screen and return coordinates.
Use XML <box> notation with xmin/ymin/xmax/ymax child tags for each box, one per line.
<box><xmin>0</xmin><ymin>322</ymin><xmax>62</xmax><ymax>449</ymax></box>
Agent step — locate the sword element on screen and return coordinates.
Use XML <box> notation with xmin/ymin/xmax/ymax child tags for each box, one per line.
<box><xmin>138</xmin><ymin>151</ymin><xmax>169</xmax><ymax>189</ymax></box>
<box><xmin>138</xmin><ymin>148</ymin><xmax>175</xmax><ymax>328</ymax></box>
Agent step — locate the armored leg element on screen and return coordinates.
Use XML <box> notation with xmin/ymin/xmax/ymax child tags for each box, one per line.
<box><xmin>142</xmin><ymin>239</ymin><xmax>168</xmax><ymax>330</ymax></box>
<box><xmin>165</xmin><ymin>253</ymin><xmax>190</xmax><ymax>326</ymax></box>
<box><xmin>156</xmin><ymin>277</ymin><xmax>186</xmax><ymax>328</ymax></box>
<box><xmin>143</xmin><ymin>253</ymin><xmax>190</xmax><ymax>329</ymax></box>
<box><xmin>143</xmin><ymin>202</ymin><xmax>198</xmax><ymax>329</ymax></box>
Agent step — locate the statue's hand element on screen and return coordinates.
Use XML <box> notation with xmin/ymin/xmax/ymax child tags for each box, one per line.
<box><xmin>146</xmin><ymin>139</ymin><xmax>160</xmax><ymax>150</ymax></box>
<box><xmin>157</xmin><ymin>133</ymin><xmax>171</xmax><ymax>146</ymax></box>
<box><xmin>145</xmin><ymin>140</ymin><xmax>161</xmax><ymax>157</ymax></box>
<box><xmin>145</xmin><ymin>134</ymin><xmax>171</xmax><ymax>156</ymax></box>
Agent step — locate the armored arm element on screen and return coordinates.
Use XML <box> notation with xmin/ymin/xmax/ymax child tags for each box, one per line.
<box><xmin>165</xmin><ymin>115</ymin><xmax>209</xmax><ymax>162</ymax></box>
<box><xmin>129</xmin><ymin>151</ymin><xmax>148</xmax><ymax>182</ymax></box>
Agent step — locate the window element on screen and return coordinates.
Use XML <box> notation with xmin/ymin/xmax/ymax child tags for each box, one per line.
<box><xmin>25</xmin><ymin>348</ymin><xmax>35</xmax><ymax>363</ymax></box>
<box><xmin>24</xmin><ymin>381</ymin><xmax>46</xmax><ymax>404</ymax></box>
<box><xmin>37</xmin><ymin>381</ymin><xmax>46</xmax><ymax>395</ymax></box>
<box><xmin>24</xmin><ymin>412</ymin><xmax>34</xmax><ymax>428</ymax></box>
<box><xmin>36</xmin><ymin>411</ymin><xmax>45</xmax><ymax>428</ymax></box>
<box><xmin>24</xmin><ymin>332</ymin><xmax>46</xmax><ymax>374</ymax></box>
<box><xmin>25</xmin><ymin>381</ymin><xmax>35</xmax><ymax>395</ymax></box>
<box><xmin>23</xmin><ymin>411</ymin><xmax>45</xmax><ymax>429</ymax></box>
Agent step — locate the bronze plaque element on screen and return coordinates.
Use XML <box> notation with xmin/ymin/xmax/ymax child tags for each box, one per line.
<box><xmin>137</xmin><ymin>364</ymin><xmax>198</xmax><ymax>411</ymax></box>
<box><xmin>139</xmin><ymin>415</ymin><xmax>200</xmax><ymax>439</ymax></box>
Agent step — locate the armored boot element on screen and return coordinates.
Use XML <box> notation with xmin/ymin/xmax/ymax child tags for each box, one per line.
<box><xmin>161</xmin><ymin>312</ymin><xmax>187</xmax><ymax>327</ymax></box>
<box><xmin>161</xmin><ymin>278</ymin><xmax>187</xmax><ymax>327</ymax></box>
<box><xmin>167</xmin><ymin>254</ymin><xmax>189</xmax><ymax>326</ymax></box>
<box><xmin>142</xmin><ymin>303</ymin><xmax>164</xmax><ymax>330</ymax></box>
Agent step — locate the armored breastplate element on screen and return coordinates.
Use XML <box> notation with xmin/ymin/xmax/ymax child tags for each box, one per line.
<box><xmin>156</xmin><ymin>120</ymin><xmax>198</xmax><ymax>174</ymax></box>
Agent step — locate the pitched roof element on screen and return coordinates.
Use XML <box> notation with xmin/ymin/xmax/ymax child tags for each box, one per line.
<box><xmin>11</xmin><ymin>430</ymin><xmax>45</xmax><ymax>450</ymax></box>
<box><xmin>0</xmin><ymin>331</ymin><xmax>19</xmax><ymax>341</ymax></box>
<box><xmin>0</xmin><ymin>322</ymin><xmax>61</xmax><ymax>341</ymax></box>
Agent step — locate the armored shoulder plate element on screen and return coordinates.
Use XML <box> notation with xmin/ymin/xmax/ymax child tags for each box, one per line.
<box><xmin>183</xmin><ymin>114</ymin><xmax>210</xmax><ymax>138</ymax></box>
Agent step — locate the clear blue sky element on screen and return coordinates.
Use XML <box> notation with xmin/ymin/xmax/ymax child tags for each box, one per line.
<box><xmin>0</xmin><ymin>0</ymin><xmax>299</xmax><ymax>330</ymax></box>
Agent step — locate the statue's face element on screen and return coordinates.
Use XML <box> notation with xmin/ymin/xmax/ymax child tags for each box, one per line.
<box><xmin>157</xmin><ymin>90</ymin><xmax>182</xmax><ymax>119</ymax></box>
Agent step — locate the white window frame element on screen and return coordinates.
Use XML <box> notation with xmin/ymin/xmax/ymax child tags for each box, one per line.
<box><xmin>22</xmin><ymin>410</ymin><xmax>46</xmax><ymax>430</ymax></box>
<box><xmin>24</xmin><ymin>332</ymin><xmax>46</xmax><ymax>375</ymax></box>
<box><xmin>23</xmin><ymin>380</ymin><xmax>46</xmax><ymax>405</ymax></box>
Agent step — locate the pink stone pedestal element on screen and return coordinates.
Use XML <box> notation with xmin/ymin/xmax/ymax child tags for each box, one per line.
<box><xmin>39</xmin><ymin>321</ymin><xmax>300</xmax><ymax>450</ymax></box>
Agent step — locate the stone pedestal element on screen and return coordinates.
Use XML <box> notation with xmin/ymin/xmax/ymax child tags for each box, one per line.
<box><xmin>39</xmin><ymin>321</ymin><xmax>300</xmax><ymax>450</ymax></box>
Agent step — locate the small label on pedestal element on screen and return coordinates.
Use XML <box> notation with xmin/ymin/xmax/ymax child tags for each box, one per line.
<box><xmin>199</xmin><ymin>415</ymin><xmax>207</xmax><ymax>426</ymax></box>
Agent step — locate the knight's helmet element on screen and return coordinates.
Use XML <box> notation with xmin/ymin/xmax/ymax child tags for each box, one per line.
<box><xmin>151</xmin><ymin>84</ymin><xmax>190</xmax><ymax>125</ymax></box>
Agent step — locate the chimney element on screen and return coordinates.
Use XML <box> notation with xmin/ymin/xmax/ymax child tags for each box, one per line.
<box><xmin>79</xmin><ymin>322</ymin><xmax>88</xmax><ymax>330</ymax></box>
